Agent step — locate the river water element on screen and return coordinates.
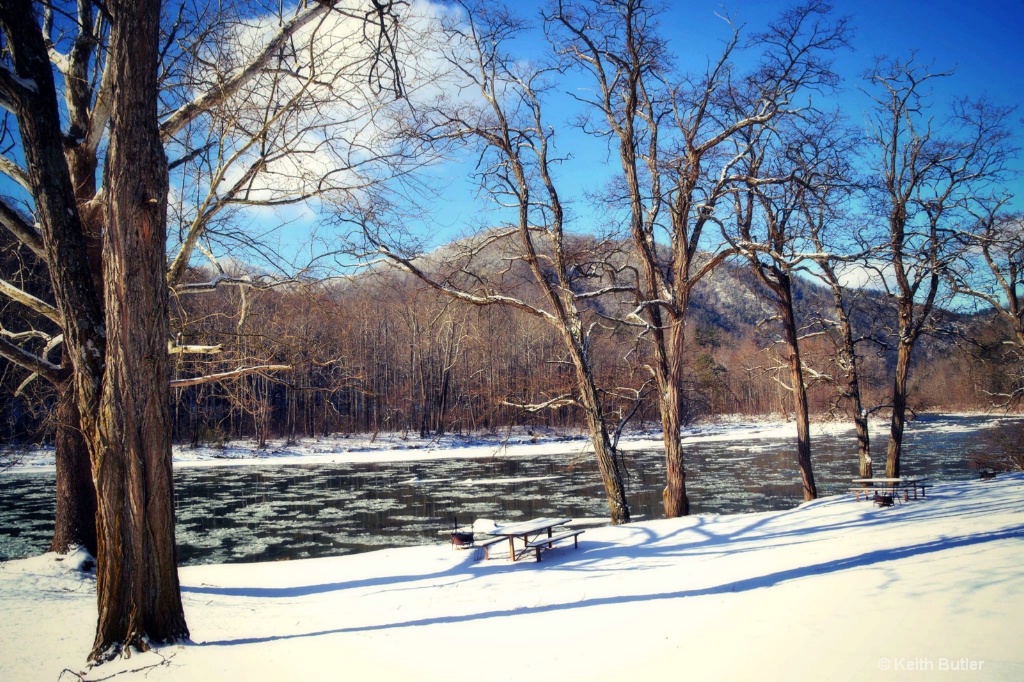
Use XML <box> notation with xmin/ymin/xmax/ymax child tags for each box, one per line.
<box><xmin>1</xmin><ymin>414</ymin><xmax>1019</xmax><ymax>565</ymax></box>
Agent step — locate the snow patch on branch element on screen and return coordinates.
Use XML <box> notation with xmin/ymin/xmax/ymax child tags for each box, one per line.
<box><xmin>0</xmin><ymin>63</ymin><xmax>39</xmax><ymax>93</ymax></box>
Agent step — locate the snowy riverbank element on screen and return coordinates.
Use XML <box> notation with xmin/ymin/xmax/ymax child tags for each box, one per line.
<box><xmin>2</xmin><ymin>472</ymin><xmax>1022</xmax><ymax>681</ymax></box>
<box><xmin>6</xmin><ymin>412</ymin><xmax>1015</xmax><ymax>473</ymax></box>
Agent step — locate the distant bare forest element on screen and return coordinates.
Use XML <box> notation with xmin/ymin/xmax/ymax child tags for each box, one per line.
<box><xmin>3</xmin><ymin>238</ymin><xmax>1013</xmax><ymax>447</ymax></box>
<box><xmin>181</xmin><ymin>259</ymin><xmax>1024</xmax><ymax>445</ymax></box>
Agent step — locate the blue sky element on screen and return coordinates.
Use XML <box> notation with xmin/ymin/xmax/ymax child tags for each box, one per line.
<box><xmin>2</xmin><ymin>0</ymin><xmax>1021</xmax><ymax>269</ymax></box>
<box><xmin>411</xmin><ymin>0</ymin><xmax>1024</xmax><ymax>249</ymax></box>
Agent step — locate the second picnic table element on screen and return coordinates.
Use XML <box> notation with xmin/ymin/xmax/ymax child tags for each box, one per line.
<box><xmin>486</xmin><ymin>517</ymin><xmax>572</xmax><ymax>562</ymax></box>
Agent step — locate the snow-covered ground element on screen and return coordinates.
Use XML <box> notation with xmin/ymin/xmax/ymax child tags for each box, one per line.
<box><xmin>2</xmin><ymin>471</ymin><xmax>1022</xmax><ymax>681</ymax></box>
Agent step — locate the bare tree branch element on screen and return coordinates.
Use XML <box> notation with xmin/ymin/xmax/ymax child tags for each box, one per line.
<box><xmin>0</xmin><ymin>153</ymin><xmax>31</xmax><ymax>191</ymax></box>
<box><xmin>0</xmin><ymin>277</ymin><xmax>61</xmax><ymax>322</ymax></box>
<box><xmin>170</xmin><ymin>364</ymin><xmax>290</xmax><ymax>389</ymax></box>
<box><xmin>501</xmin><ymin>394</ymin><xmax>579</xmax><ymax>412</ymax></box>
<box><xmin>0</xmin><ymin>334</ymin><xmax>65</xmax><ymax>384</ymax></box>
<box><xmin>0</xmin><ymin>196</ymin><xmax>46</xmax><ymax>259</ymax></box>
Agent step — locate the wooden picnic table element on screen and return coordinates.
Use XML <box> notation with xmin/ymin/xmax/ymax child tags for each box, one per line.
<box><xmin>486</xmin><ymin>517</ymin><xmax>571</xmax><ymax>562</ymax></box>
<box><xmin>850</xmin><ymin>477</ymin><xmax>929</xmax><ymax>502</ymax></box>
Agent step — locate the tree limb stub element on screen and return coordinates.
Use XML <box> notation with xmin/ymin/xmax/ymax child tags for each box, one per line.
<box><xmin>167</xmin><ymin>341</ymin><xmax>223</xmax><ymax>355</ymax></box>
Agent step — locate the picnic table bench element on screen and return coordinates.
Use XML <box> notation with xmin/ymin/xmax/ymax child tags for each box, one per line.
<box><xmin>475</xmin><ymin>535</ymin><xmax>508</xmax><ymax>560</ymax></box>
<box><xmin>525</xmin><ymin>529</ymin><xmax>586</xmax><ymax>562</ymax></box>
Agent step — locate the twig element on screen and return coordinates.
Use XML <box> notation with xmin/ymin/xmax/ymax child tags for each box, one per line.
<box><xmin>58</xmin><ymin>649</ymin><xmax>177</xmax><ymax>681</ymax></box>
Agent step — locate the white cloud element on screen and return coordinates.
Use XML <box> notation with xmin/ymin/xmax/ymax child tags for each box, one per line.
<box><xmin>833</xmin><ymin>260</ymin><xmax>888</xmax><ymax>291</ymax></box>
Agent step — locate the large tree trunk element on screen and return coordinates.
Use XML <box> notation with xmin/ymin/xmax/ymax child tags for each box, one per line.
<box><xmin>569</xmin><ymin>340</ymin><xmax>631</xmax><ymax>525</ymax></box>
<box><xmin>89</xmin><ymin>0</ymin><xmax>188</xmax><ymax>660</ymax></box>
<box><xmin>0</xmin><ymin>0</ymin><xmax>184</xmax><ymax>658</ymax></box>
<box><xmin>780</xmin><ymin>287</ymin><xmax>817</xmax><ymax>501</ymax></box>
<box><xmin>885</xmin><ymin>338</ymin><xmax>913</xmax><ymax>478</ymax></box>
<box><xmin>0</xmin><ymin>0</ymin><xmax>103</xmax><ymax>564</ymax></box>
<box><xmin>50</xmin><ymin>378</ymin><xmax>97</xmax><ymax>556</ymax></box>
<box><xmin>0</xmin><ymin>0</ymin><xmax>108</xmax><ymax>559</ymax></box>
<box><xmin>580</xmin><ymin>394</ymin><xmax>631</xmax><ymax>525</ymax></box>
<box><xmin>854</xmin><ymin>401</ymin><xmax>872</xmax><ymax>479</ymax></box>
<box><xmin>828</xmin><ymin>283</ymin><xmax>872</xmax><ymax>478</ymax></box>
<box><xmin>660</xmin><ymin>319</ymin><xmax>690</xmax><ymax>517</ymax></box>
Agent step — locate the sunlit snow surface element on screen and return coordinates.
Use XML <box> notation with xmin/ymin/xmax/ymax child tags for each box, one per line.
<box><xmin>2</xmin><ymin>473</ymin><xmax>1022</xmax><ymax>681</ymax></box>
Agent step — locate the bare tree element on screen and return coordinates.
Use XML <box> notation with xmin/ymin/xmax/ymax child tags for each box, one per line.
<box><xmin>806</xmin><ymin>229</ymin><xmax>879</xmax><ymax>478</ymax></box>
<box><xmin>950</xmin><ymin>208</ymin><xmax>1024</xmax><ymax>407</ymax></box>
<box><xmin>360</xmin><ymin>1</ymin><xmax>632</xmax><ymax>523</ymax></box>
<box><xmin>0</xmin><ymin>0</ymin><xmax>110</xmax><ymax>565</ymax></box>
<box><xmin>0</xmin><ymin>0</ymin><xmax>406</xmax><ymax>661</ymax></box>
<box><xmin>548</xmin><ymin>0</ymin><xmax>849</xmax><ymax>513</ymax></box>
<box><xmin>728</xmin><ymin>122</ymin><xmax>824</xmax><ymax>501</ymax></box>
<box><xmin>90</xmin><ymin>0</ymin><xmax>191</xmax><ymax>655</ymax></box>
<box><xmin>0</xmin><ymin>0</ymin><xmax>189</xmax><ymax>658</ymax></box>
<box><xmin>864</xmin><ymin>56</ymin><xmax>1015</xmax><ymax>477</ymax></box>
<box><xmin>794</xmin><ymin>117</ymin><xmax>880</xmax><ymax>477</ymax></box>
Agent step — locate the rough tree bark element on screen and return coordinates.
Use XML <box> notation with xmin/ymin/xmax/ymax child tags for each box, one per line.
<box><xmin>660</xmin><ymin>321</ymin><xmax>691</xmax><ymax>516</ymax></box>
<box><xmin>885</xmin><ymin>337</ymin><xmax>914</xmax><ymax>478</ymax></box>
<box><xmin>89</xmin><ymin>0</ymin><xmax>189</xmax><ymax>659</ymax></box>
<box><xmin>0</xmin><ymin>0</ymin><xmax>191</xmax><ymax>660</ymax></box>
<box><xmin>50</xmin><ymin>376</ymin><xmax>97</xmax><ymax>556</ymax></box>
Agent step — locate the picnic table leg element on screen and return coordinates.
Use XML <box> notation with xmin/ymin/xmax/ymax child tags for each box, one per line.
<box><xmin>507</xmin><ymin>536</ymin><xmax>515</xmax><ymax>562</ymax></box>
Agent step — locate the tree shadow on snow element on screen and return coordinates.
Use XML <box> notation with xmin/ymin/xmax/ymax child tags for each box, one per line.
<box><xmin>184</xmin><ymin>477</ymin><xmax>1021</xmax><ymax>605</ymax></box>
<box><xmin>192</xmin><ymin>475</ymin><xmax>1024</xmax><ymax>648</ymax></box>
<box><xmin>197</xmin><ymin>523</ymin><xmax>1024</xmax><ymax>647</ymax></box>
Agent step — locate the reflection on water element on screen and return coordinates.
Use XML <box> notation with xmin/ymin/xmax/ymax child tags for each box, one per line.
<box><xmin>1</xmin><ymin>414</ymin><xmax>1019</xmax><ymax>565</ymax></box>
